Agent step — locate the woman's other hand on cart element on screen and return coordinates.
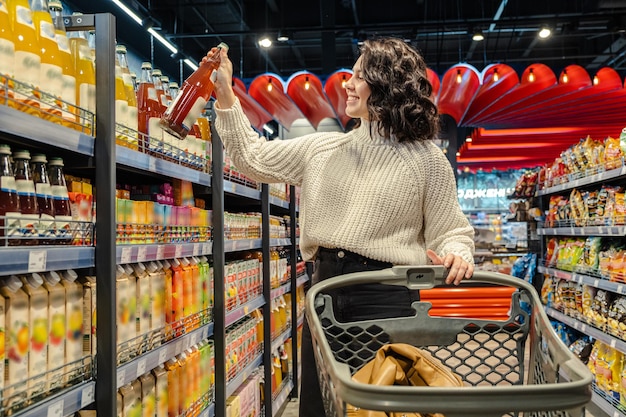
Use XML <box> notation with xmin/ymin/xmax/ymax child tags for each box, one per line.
<box><xmin>427</xmin><ymin>249</ymin><xmax>474</xmax><ymax>286</ymax></box>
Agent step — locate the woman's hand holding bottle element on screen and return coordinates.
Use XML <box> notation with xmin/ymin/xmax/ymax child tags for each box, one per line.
<box><xmin>204</xmin><ymin>47</ymin><xmax>236</xmax><ymax>109</ymax></box>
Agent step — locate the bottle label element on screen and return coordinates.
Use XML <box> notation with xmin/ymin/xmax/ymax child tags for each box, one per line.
<box><xmin>79</xmin><ymin>82</ymin><xmax>96</xmax><ymax>113</ymax></box>
<box><xmin>0</xmin><ymin>38</ymin><xmax>15</xmax><ymax>78</ymax></box>
<box><xmin>39</xmin><ymin>20</ymin><xmax>56</xmax><ymax>42</ymax></box>
<box><xmin>0</xmin><ymin>175</ymin><xmax>16</xmax><ymax>192</ymax></box>
<box><xmin>60</xmin><ymin>74</ymin><xmax>77</xmax><ymax>119</ymax></box>
<box><xmin>116</xmin><ymin>99</ymin><xmax>129</xmax><ymax>129</ymax></box>
<box><xmin>20</xmin><ymin>212</ymin><xmax>39</xmax><ymax>240</ymax></box>
<box><xmin>4</xmin><ymin>211</ymin><xmax>21</xmax><ymax>239</ymax></box>
<box><xmin>39</xmin><ymin>212</ymin><xmax>55</xmax><ymax>238</ymax></box>
<box><xmin>16</xmin><ymin>179</ymin><xmax>36</xmax><ymax>196</ymax></box>
<box><xmin>15</xmin><ymin>5</ymin><xmax>35</xmax><ymax>29</ymax></box>
<box><xmin>78</xmin><ymin>44</ymin><xmax>91</xmax><ymax>61</ymax></box>
<box><xmin>40</xmin><ymin>62</ymin><xmax>64</xmax><ymax>108</ymax></box>
<box><xmin>50</xmin><ymin>184</ymin><xmax>69</xmax><ymax>199</ymax></box>
<box><xmin>148</xmin><ymin>87</ymin><xmax>158</xmax><ymax>101</ymax></box>
<box><xmin>148</xmin><ymin>117</ymin><xmax>164</xmax><ymax>152</ymax></box>
<box><xmin>182</xmin><ymin>97</ymin><xmax>208</xmax><ymax>132</ymax></box>
<box><xmin>13</xmin><ymin>50</ymin><xmax>41</xmax><ymax>101</ymax></box>
<box><xmin>55</xmin><ymin>214</ymin><xmax>72</xmax><ymax>240</ymax></box>
<box><xmin>56</xmin><ymin>34</ymin><xmax>71</xmax><ymax>54</ymax></box>
<box><xmin>35</xmin><ymin>182</ymin><xmax>52</xmax><ymax>197</ymax></box>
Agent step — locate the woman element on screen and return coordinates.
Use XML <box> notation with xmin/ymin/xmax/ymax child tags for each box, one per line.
<box><xmin>210</xmin><ymin>37</ymin><xmax>475</xmax><ymax>416</ymax></box>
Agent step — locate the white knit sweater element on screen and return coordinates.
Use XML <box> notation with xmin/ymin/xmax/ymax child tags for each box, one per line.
<box><xmin>215</xmin><ymin>99</ymin><xmax>475</xmax><ymax>265</ymax></box>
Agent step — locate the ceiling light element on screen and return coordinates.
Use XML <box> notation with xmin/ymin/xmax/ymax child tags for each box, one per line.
<box><xmin>267</xmin><ymin>78</ymin><xmax>273</xmax><ymax>92</ymax></box>
<box><xmin>111</xmin><ymin>0</ymin><xmax>143</xmax><ymax>25</ymax></box>
<box><xmin>493</xmin><ymin>68</ymin><xmax>499</xmax><ymax>82</ymax></box>
<box><xmin>538</xmin><ymin>27</ymin><xmax>551</xmax><ymax>39</ymax></box>
<box><xmin>456</xmin><ymin>69</ymin><xmax>462</xmax><ymax>84</ymax></box>
<box><xmin>277</xmin><ymin>31</ymin><xmax>290</xmax><ymax>42</ymax></box>
<box><xmin>466</xmin><ymin>137</ymin><xmax>472</xmax><ymax>143</ymax></box>
<box><xmin>528</xmin><ymin>68</ymin><xmax>535</xmax><ymax>82</ymax></box>
<box><xmin>184</xmin><ymin>58</ymin><xmax>198</xmax><ymax>71</ymax></box>
<box><xmin>341</xmin><ymin>74</ymin><xmax>347</xmax><ymax>89</ymax></box>
<box><xmin>593</xmin><ymin>75</ymin><xmax>599</xmax><ymax>85</ymax></box>
<box><xmin>561</xmin><ymin>69</ymin><xmax>568</xmax><ymax>83</ymax></box>
<box><xmin>147</xmin><ymin>28</ymin><xmax>178</xmax><ymax>54</ymax></box>
<box><xmin>304</xmin><ymin>76</ymin><xmax>310</xmax><ymax>90</ymax></box>
<box><xmin>472</xmin><ymin>29</ymin><xmax>484</xmax><ymax>42</ymax></box>
<box><xmin>258</xmin><ymin>36</ymin><xmax>272</xmax><ymax>48</ymax></box>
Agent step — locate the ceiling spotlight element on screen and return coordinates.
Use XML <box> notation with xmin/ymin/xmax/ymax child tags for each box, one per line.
<box><xmin>277</xmin><ymin>31</ymin><xmax>290</xmax><ymax>42</ymax></box>
<box><xmin>304</xmin><ymin>76</ymin><xmax>310</xmax><ymax>90</ymax></box>
<box><xmin>267</xmin><ymin>78</ymin><xmax>273</xmax><ymax>92</ymax></box>
<box><xmin>561</xmin><ymin>69</ymin><xmax>569</xmax><ymax>83</ymax></box>
<box><xmin>528</xmin><ymin>68</ymin><xmax>535</xmax><ymax>82</ymax></box>
<box><xmin>472</xmin><ymin>29</ymin><xmax>484</xmax><ymax>42</ymax></box>
<box><xmin>341</xmin><ymin>74</ymin><xmax>347</xmax><ymax>89</ymax></box>
<box><xmin>593</xmin><ymin>75</ymin><xmax>599</xmax><ymax>85</ymax></box>
<box><xmin>456</xmin><ymin>69</ymin><xmax>462</xmax><ymax>84</ymax></box>
<box><xmin>538</xmin><ymin>27</ymin><xmax>551</xmax><ymax>39</ymax></box>
<box><xmin>258</xmin><ymin>36</ymin><xmax>272</xmax><ymax>48</ymax></box>
<box><xmin>493</xmin><ymin>68</ymin><xmax>499</xmax><ymax>82</ymax></box>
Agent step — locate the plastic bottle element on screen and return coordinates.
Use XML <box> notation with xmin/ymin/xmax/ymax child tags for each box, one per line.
<box><xmin>136</xmin><ymin>62</ymin><xmax>160</xmax><ymax>154</ymax></box>
<box><xmin>0</xmin><ymin>144</ymin><xmax>21</xmax><ymax>246</ymax></box>
<box><xmin>160</xmin><ymin>42</ymin><xmax>228</xmax><ymax>139</ymax></box>
<box><xmin>67</xmin><ymin>16</ymin><xmax>95</xmax><ymax>134</ymax></box>
<box><xmin>7</xmin><ymin>0</ymin><xmax>41</xmax><ymax>115</ymax></box>
<box><xmin>47</xmin><ymin>0</ymin><xmax>77</xmax><ymax>129</ymax></box>
<box><xmin>48</xmin><ymin>157</ymin><xmax>72</xmax><ymax>244</ymax></box>
<box><xmin>31</xmin><ymin>0</ymin><xmax>63</xmax><ymax>122</ymax></box>
<box><xmin>13</xmin><ymin>150</ymin><xmax>39</xmax><ymax>245</ymax></box>
<box><xmin>115</xmin><ymin>44</ymin><xmax>138</xmax><ymax>149</ymax></box>
<box><xmin>30</xmin><ymin>153</ymin><xmax>55</xmax><ymax>244</ymax></box>
<box><xmin>0</xmin><ymin>0</ymin><xmax>16</xmax><ymax>106</ymax></box>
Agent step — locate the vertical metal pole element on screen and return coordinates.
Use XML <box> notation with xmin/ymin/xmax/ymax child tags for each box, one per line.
<box><xmin>289</xmin><ymin>185</ymin><xmax>299</xmax><ymax>398</ymax></box>
<box><xmin>261</xmin><ymin>184</ymin><xmax>272</xmax><ymax>416</ymax></box>
<box><xmin>210</xmin><ymin>106</ymin><xmax>226</xmax><ymax>417</ymax></box>
<box><xmin>94</xmin><ymin>12</ymin><xmax>117</xmax><ymax>417</ymax></box>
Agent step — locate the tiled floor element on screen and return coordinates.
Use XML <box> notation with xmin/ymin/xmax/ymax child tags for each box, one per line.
<box><xmin>279</xmin><ymin>398</ymin><xmax>299</xmax><ymax>417</ymax></box>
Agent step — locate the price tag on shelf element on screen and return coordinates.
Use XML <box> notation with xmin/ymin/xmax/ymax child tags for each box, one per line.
<box><xmin>81</xmin><ymin>384</ymin><xmax>95</xmax><ymax>407</ymax></box>
<box><xmin>136</xmin><ymin>358</ymin><xmax>147</xmax><ymax>376</ymax></box>
<box><xmin>193</xmin><ymin>243</ymin><xmax>200</xmax><ymax>257</ymax></box>
<box><xmin>156</xmin><ymin>245</ymin><xmax>165</xmax><ymax>260</ymax></box>
<box><xmin>175</xmin><ymin>245</ymin><xmax>183</xmax><ymax>258</ymax></box>
<box><xmin>149</xmin><ymin>157</ymin><xmax>157</xmax><ymax>172</ymax></box>
<box><xmin>158</xmin><ymin>349</ymin><xmax>168</xmax><ymax>365</ymax></box>
<box><xmin>594</xmin><ymin>279</ymin><xmax>600</xmax><ymax>288</ymax></box>
<box><xmin>117</xmin><ymin>369</ymin><xmax>126</xmax><ymax>387</ymax></box>
<box><xmin>244</xmin><ymin>305</ymin><xmax>249</xmax><ymax>315</ymax></box>
<box><xmin>137</xmin><ymin>246</ymin><xmax>148</xmax><ymax>263</ymax></box>
<box><xmin>618</xmin><ymin>285</ymin><xmax>624</xmax><ymax>294</ymax></box>
<box><xmin>190</xmin><ymin>332</ymin><xmax>198</xmax><ymax>346</ymax></box>
<box><xmin>121</xmin><ymin>247</ymin><xmax>132</xmax><ymax>264</ymax></box>
<box><xmin>611</xmin><ymin>339</ymin><xmax>617</xmax><ymax>348</ymax></box>
<box><xmin>581</xmin><ymin>324</ymin><xmax>587</xmax><ymax>333</ymax></box>
<box><xmin>176</xmin><ymin>340</ymin><xmax>183</xmax><ymax>354</ymax></box>
<box><xmin>47</xmin><ymin>399</ymin><xmax>64</xmax><ymax>417</ymax></box>
<box><xmin>231</xmin><ymin>182</ymin><xmax>237</xmax><ymax>193</ymax></box>
<box><xmin>203</xmin><ymin>242</ymin><xmax>211</xmax><ymax>254</ymax></box>
<box><xmin>28</xmin><ymin>250</ymin><xmax>47</xmax><ymax>272</ymax></box>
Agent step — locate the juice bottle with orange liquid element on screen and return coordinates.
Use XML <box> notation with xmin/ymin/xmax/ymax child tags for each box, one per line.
<box><xmin>136</xmin><ymin>62</ymin><xmax>160</xmax><ymax>154</ymax></box>
<box><xmin>170</xmin><ymin>258</ymin><xmax>184</xmax><ymax>336</ymax></box>
<box><xmin>31</xmin><ymin>0</ymin><xmax>63</xmax><ymax>122</ymax></box>
<box><xmin>7</xmin><ymin>0</ymin><xmax>41</xmax><ymax>115</ymax></box>
<box><xmin>176</xmin><ymin>352</ymin><xmax>190</xmax><ymax>414</ymax></box>
<box><xmin>164</xmin><ymin>358</ymin><xmax>180</xmax><ymax>417</ymax></box>
<box><xmin>67</xmin><ymin>16</ymin><xmax>95</xmax><ymax>134</ymax></box>
<box><xmin>114</xmin><ymin>52</ymin><xmax>130</xmax><ymax>148</ymax></box>
<box><xmin>48</xmin><ymin>0</ymin><xmax>76</xmax><ymax>129</ymax></box>
<box><xmin>179</xmin><ymin>257</ymin><xmax>193</xmax><ymax>331</ymax></box>
<box><xmin>161</xmin><ymin>259</ymin><xmax>174</xmax><ymax>340</ymax></box>
<box><xmin>0</xmin><ymin>0</ymin><xmax>16</xmax><ymax>106</ymax></box>
<box><xmin>116</xmin><ymin>44</ymin><xmax>138</xmax><ymax>149</ymax></box>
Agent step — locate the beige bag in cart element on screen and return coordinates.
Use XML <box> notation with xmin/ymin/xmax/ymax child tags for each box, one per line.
<box><xmin>347</xmin><ymin>343</ymin><xmax>464</xmax><ymax>417</ymax></box>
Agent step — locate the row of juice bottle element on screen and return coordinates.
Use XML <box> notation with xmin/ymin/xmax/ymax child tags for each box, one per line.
<box><xmin>226</xmin><ymin>366</ymin><xmax>263</xmax><ymax>417</ymax></box>
<box><xmin>0</xmin><ymin>144</ymin><xmax>78</xmax><ymax>246</ymax></box>
<box><xmin>225</xmin><ymin>314</ymin><xmax>261</xmax><ymax>382</ymax></box>
<box><xmin>0</xmin><ymin>270</ymin><xmax>86</xmax><ymax>412</ymax></box>
<box><xmin>117</xmin><ymin>339</ymin><xmax>215</xmax><ymax>417</ymax></box>
<box><xmin>115</xmin><ymin>257</ymin><xmax>214</xmax><ymax>364</ymax></box>
<box><xmin>0</xmin><ymin>0</ymin><xmax>96</xmax><ymax>133</ymax></box>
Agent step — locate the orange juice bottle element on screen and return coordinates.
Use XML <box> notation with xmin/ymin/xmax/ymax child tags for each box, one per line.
<box><xmin>170</xmin><ymin>258</ymin><xmax>184</xmax><ymax>336</ymax></box>
<box><xmin>31</xmin><ymin>0</ymin><xmax>63</xmax><ymax>122</ymax></box>
<box><xmin>161</xmin><ymin>259</ymin><xmax>174</xmax><ymax>341</ymax></box>
<box><xmin>0</xmin><ymin>0</ymin><xmax>16</xmax><ymax>106</ymax></box>
<box><xmin>42</xmin><ymin>271</ymin><xmax>65</xmax><ymax>388</ymax></box>
<box><xmin>67</xmin><ymin>16</ymin><xmax>95</xmax><ymax>134</ymax></box>
<box><xmin>147</xmin><ymin>261</ymin><xmax>165</xmax><ymax>338</ymax></box>
<box><xmin>180</xmin><ymin>257</ymin><xmax>194</xmax><ymax>331</ymax></box>
<box><xmin>189</xmin><ymin>257</ymin><xmax>200</xmax><ymax>329</ymax></box>
<box><xmin>114</xmin><ymin>53</ymin><xmax>130</xmax><ymax>148</ymax></box>
<box><xmin>19</xmin><ymin>273</ymin><xmax>48</xmax><ymax>397</ymax></box>
<box><xmin>48</xmin><ymin>0</ymin><xmax>77</xmax><ymax>129</ymax></box>
<box><xmin>7</xmin><ymin>0</ymin><xmax>41</xmax><ymax>115</ymax></box>
<box><xmin>176</xmin><ymin>353</ymin><xmax>190</xmax><ymax>414</ymax></box>
<box><xmin>116</xmin><ymin>44</ymin><xmax>138</xmax><ymax>149</ymax></box>
<box><xmin>186</xmin><ymin>346</ymin><xmax>200</xmax><ymax>414</ymax></box>
<box><xmin>136</xmin><ymin>61</ymin><xmax>160</xmax><ymax>154</ymax></box>
<box><xmin>164</xmin><ymin>358</ymin><xmax>180</xmax><ymax>417</ymax></box>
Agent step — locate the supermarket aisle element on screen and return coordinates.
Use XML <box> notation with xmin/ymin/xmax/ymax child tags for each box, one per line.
<box><xmin>280</xmin><ymin>398</ymin><xmax>299</xmax><ymax>417</ymax></box>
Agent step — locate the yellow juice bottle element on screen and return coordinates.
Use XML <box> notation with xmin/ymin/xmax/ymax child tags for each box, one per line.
<box><xmin>0</xmin><ymin>0</ymin><xmax>16</xmax><ymax>106</ymax></box>
<box><xmin>114</xmin><ymin>53</ymin><xmax>130</xmax><ymax>147</ymax></box>
<box><xmin>189</xmin><ymin>256</ymin><xmax>201</xmax><ymax>329</ymax></box>
<box><xmin>116</xmin><ymin>44</ymin><xmax>138</xmax><ymax>149</ymax></box>
<box><xmin>180</xmin><ymin>257</ymin><xmax>193</xmax><ymax>331</ymax></box>
<box><xmin>67</xmin><ymin>16</ymin><xmax>95</xmax><ymax>134</ymax></box>
<box><xmin>119</xmin><ymin>381</ymin><xmax>142</xmax><ymax>417</ymax></box>
<box><xmin>7</xmin><ymin>0</ymin><xmax>41</xmax><ymax>115</ymax></box>
<box><xmin>19</xmin><ymin>273</ymin><xmax>48</xmax><ymax>398</ymax></box>
<box><xmin>188</xmin><ymin>345</ymin><xmax>201</xmax><ymax>414</ymax></box>
<box><xmin>170</xmin><ymin>258</ymin><xmax>184</xmax><ymax>336</ymax></box>
<box><xmin>147</xmin><ymin>261</ymin><xmax>165</xmax><ymax>339</ymax></box>
<box><xmin>0</xmin><ymin>275</ymin><xmax>29</xmax><ymax>411</ymax></box>
<box><xmin>152</xmin><ymin>364</ymin><xmax>168</xmax><ymax>417</ymax></box>
<box><xmin>48</xmin><ymin>0</ymin><xmax>76</xmax><ymax>129</ymax></box>
<box><xmin>31</xmin><ymin>0</ymin><xmax>63</xmax><ymax>122</ymax></box>
<box><xmin>164</xmin><ymin>358</ymin><xmax>180</xmax><ymax>417</ymax></box>
<box><xmin>197</xmin><ymin>256</ymin><xmax>209</xmax><ymax>323</ymax></box>
<box><xmin>61</xmin><ymin>269</ymin><xmax>83</xmax><ymax>382</ymax></box>
<box><xmin>139</xmin><ymin>371</ymin><xmax>156</xmax><ymax>417</ymax></box>
<box><xmin>42</xmin><ymin>271</ymin><xmax>65</xmax><ymax>389</ymax></box>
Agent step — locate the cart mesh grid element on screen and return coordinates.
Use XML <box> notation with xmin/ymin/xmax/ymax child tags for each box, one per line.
<box><xmin>307</xmin><ymin>267</ymin><xmax>592</xmax><ymax>417</ymax></box>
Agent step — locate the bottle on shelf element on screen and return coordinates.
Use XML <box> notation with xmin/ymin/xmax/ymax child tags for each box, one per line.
<box><xmin>47</xmin><ymin>156</ymin><xmax>72</xmax><ymax>244</ymax></box>
<box><xmin>13</xmin><ymin>149</ymin><xmax>39</xmax><ymax>246</ymax></box>
<box><xmin>7</xmin><ymin>0</ymin><xmax>42</xmax><ymax>115</ymax></box>
<box><xmin>31</xmin><ymin>0</ymin><xmax>63</xmax><ymax>122</ymax></box>
<box><xmin>115</xmin><ymin>44</ymin><xmax>138</xmax><ymax>149</ymax></box>
<box><xmin>60</xmin><ymin>269</ymin><xmax>83</xmax><ymax>381</ymax></box>
<box><xmin>67</xmin><ymin>14</ymin><xmax>95</xmax><ymax>134</ymax></box>
<box><xmin>136</xmin><ymin>61</ymin><xmax>160</xmax><ymax>154</ymax></box>
<box><xmin>114</xmin><ymin>52</ymin><xmax>131</xmax><ymax>148</ymax></box>
<box><xmin>149</xmin><ymin>68</ymin><xmax>167</xmax><ymax>156</ymax></box>
<box><xmin>47</xmin><ymin>0</ymin><xmax>77</xmax><ymax>129</ymax></box>
<box><xmin>41</xmin><ymin>271</ymin><xmax>66</xmax><ymax>389</ymax></box>
<box><xmin>160</xmin><ymin>42</ymin><xmax>228</xmax><ymax>140</ymax></box>
<box><xmin>0</xmin><ymin>144</ymin><xmax>21</xmax><ymax>246</ymax></box>
<box><xmin>0</xmin><ymin>0</ymin><xmax>15</xmax><ymax>106</ymax></box>
<box><xmin>30</xmin><ymin>153</ymin><xmax>55</xmax><ymax>244</ymax></box>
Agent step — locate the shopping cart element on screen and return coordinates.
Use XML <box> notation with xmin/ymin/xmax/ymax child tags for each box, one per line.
<box><xmin>306</xmin><ymin>266</ymin><xmax>593</xmax><ymax>417</ymax></box>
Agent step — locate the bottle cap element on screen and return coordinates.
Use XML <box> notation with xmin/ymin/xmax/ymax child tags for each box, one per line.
<box><xmin>161</xmin><ymin>259</ymin><xmax>171</xmax><ymax>269</ymax></box>
<box><xmin>123</xmin><ymin>264</ymin><xmax>134</xmax><ymax>275</ymax></box>
<box><xmin>116</xmin><ymin>265</ymin><xmax>126</xmax><ymax>277</ymax></box>
<box><xmin>63</xmin><ymin>269</ymin><xmax>79</xmax><ymax>282</ymax></box>
<box><xmin>217</xmin><ymin>42</ymin><xmax>229</xmax><ymax>51</ymax></box>
<box><xmin>146</xmin><ymin>261</ymin><xmax>159</xmax><ymax>273</ymax></box>
<box><xmin>45</xmin><ymin>271</ymin><xmax>62</xmax><ymax>285</ymax></box>
<box><xmin>169</xmin><ymin>82</ymin><xmax>179</xmax><ymax>89</ymax></box>
<box><xmin>161</xmin><ymin>76</ymin><xmax>169</xmax><ymax>83</ymax></box>
<box><xmin>48</xmin><ymin>0</ymin><xmax>63</xmax><ymax>9</ymax></box>
<box><xmin>132</xmin><ymin>262</ymin><xmax>146</xmax><ymax>275</ymax></box>
<box><xmin>48</xmin><ymin>157</ymin><xmax>65</xmax><ymax>166</ymax></box>
<box><xmin>141</xmin><ymin>62</ymin><xmax>153</xmax><ymax>70</ymax></box>
<box><xmin>24</xmin><ymin>273</ymin><xmax>44</xmax><ymax>288</ymax></box>
<box><xmin>116</xmin><ymin>44</ymin><xmax>127</xmax><ymax>54</ymax></box>
<box><xmin>31</xmin><ymin>153</ymin><xmax>48</xmax><ymax>163</ymax></box>
<box><xmin>152</xmin><ymin>69</ymin><xmax>162</xmax><ymax>77</ymax></box>
<box><xmin>180</xmin><ymin>257</ymin><xmax>190</xmax><ymax>266</ymax></box>
<box><xmin>5</xmin><ymin>275</ymin><xmax>23</xmax><ymax>292</ymax></box>
<box><xmin>0</xmin><ymin>144</ymin><xmax>11</xmax><ymax>155</ymax></box>
<box><xmin>13</xmin><ymin>150</ymin><xmax>31</xmax><ymax>160</ymax></box>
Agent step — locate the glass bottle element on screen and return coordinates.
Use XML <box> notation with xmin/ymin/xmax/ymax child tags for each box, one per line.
<box><xmin>136</xmin><ymin>61</ymin><xmax>160</xmax><ymax>154</ymax></box>
<box><xmin>115</xmin><ymin>44</ymin><xmax>138</xmax><ymax>150</ymax></box>
<box><xmin>149</xmin><ymin>68</ymin><xmax>166</xmax><ymax>155</ymax></box>
<box><xmin>7</xmin><ymin>0</ymin><xmax>42</xmax><ymax>115</ymax></box>
<box><xmin>48</xmin><ymin>157</ymin><xmax>72</xmax><ymax>245</ymax></box>
<box><xmin>160</xmin><ymin>42</ymin><xmax>228</xmax><ymax>139</ymax></box>
<box><xmin>67</xmin><ymin>14</ymin><xmax>95</xmax><ymax>134</ymax></box>
<box><xmin>160</xmin><ymin>75</ymin><xmax>173</xmax><ymax>106</ymax></box>
<box><xmin>13</xmin><ymin>149</ymin><xmax>39</xmax><ymax>245</ymax></box>
<box><xmin>168</xmin><ymin>81</ymin><xmax>179</xmax><ymax>100</ymax></box>
<box><xmin>48</xmin><ymin>0</ymin><xmax>77</xmax><ymax>129</ymax></box>
<box><xmin>114</xmin><ymin>52</ymin><xmax>130</xmax><ymax>148</ymax></box>
<box><xmin>31</xmin><ymin>0</ymin><xmax>63</xmax><ymax>122</ymax></box>
<box><xmin>31</xmin><ymin>153</ymin><xmax>55</xmax><ymax>244</ymax></box>
<box><xmin>0</xmin><ymin>144</ymin><xmax>21</xmax><ymax>246</ymax></box>
<box><xmin>0</xmin><ymin>0</ymin><xmax>15</xmax><ymax>107</ymax></box>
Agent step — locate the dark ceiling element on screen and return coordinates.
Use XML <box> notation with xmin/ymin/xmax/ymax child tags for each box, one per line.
<box><xmin>64</xmin><ymin>0</ymin><xmax>626</xmax><ymax>84</ymax></box>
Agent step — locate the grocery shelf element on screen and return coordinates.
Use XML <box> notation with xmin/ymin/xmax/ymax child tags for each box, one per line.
<box><xmin>271</xmin><ymin>326</ymin><xmax>292</xmax><ymax>352</ymax></box>
<box><xmin>272</xmin><ymin>379</ymin><xmax>294</xmax><ymax>417</ymax></box>
<box><xmin>116</xmin><ymin>242</ymin><xmax>213</xmax><ymax>264</ymax></box>
<box><xmin>116</xmin><ymin>146</ymin><xmax>211</xmax><ymax>186</ymax></box>
<box><xmin>224</xmin><ymin>238</ymin><xmax>262</xmax><ymax>253</ymax></box>
<box><xmin>297</xmin><ymin>314</ymin><xmax>304</xmax><ymax>328</ymax></box>
<box><xmin>0</xmin><ymin>105</ymin><xmax>95</xmax><ymax>156</ymax></box>
<box><xmin>538</xmin><ymin>266</ymin><xmax>626</xmax><ymax>296</ymax></box>
<box><xmin>269</xmin><ymin>196</ymin><xmax>290</xmax><ymax>209</ymax></box>
<box><xmin>271</xmin><ymin>282</ymin><xmax>291</xmax><ymax>300</ymax></box>
<box><xmin>224</xmin><ymin>179</ymin><xmax>261</xmax><ymax>200</ymax></box>
<box><xmin>537</xmin><ymin>166</ymin><xmax>626</xmax><ymax>196</ymax></box>
<box><xmin>201</xmin><ymin>402</ymin><xmax>215</xmax><ymax>417</ymax></box>
<box><xmin>591</xmin><ymin>385</ymin><xmax>626</xmax><ymax>417</ymax></box>
<box><xmin>296</xmin><ymin>274</ymin><xmax>310</xmax><ymax>287</ymax></box>
<box><xmin>117</xmin><ymin>322</ymin><xmax>214</xmax><ymax>388</ymax></box>
<box><xmin>225</xmin><ymin>295</ymin><xmax>266</xmax><ymax>328</ymax></box>
<box><xmin>0</xmin><ymin>246</ymin><xmax>95</xmax><ymax>275</ymax></box>
<box><xmin>545</xmin><ymin>308</ymin><xmax>626</xmax><ymax>355</ymax></box>
<box><xmin>537</xmin><ymin>225</ymin><xmax>626</xmax><ymax>236</ymax></box>
<box><xmin>11</xmin><ymin>381</ymin><xmax>95</xmax><ymax>417</ymax></box>
<box><xmin>225</xmin><ymin>353</ymin><xmax>263</xmax><ymax>398</ymax></box>
<box><xmin>270</xmin><ymin>238</ymin><xmax>291</xmax><ymax>247</ymax></box>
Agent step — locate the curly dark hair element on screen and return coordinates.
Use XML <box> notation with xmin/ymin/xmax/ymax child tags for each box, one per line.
<box><xmin>357</xmin><ymin>37</ymin><xmax>440</xmax><ymax>142</ymax></box>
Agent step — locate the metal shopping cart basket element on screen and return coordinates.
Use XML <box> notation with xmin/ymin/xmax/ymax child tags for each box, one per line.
<box><xmin>306</xmin><ymin>266</ymin><xmax>593</xmax><ymax>417</ymax></box>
